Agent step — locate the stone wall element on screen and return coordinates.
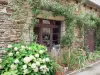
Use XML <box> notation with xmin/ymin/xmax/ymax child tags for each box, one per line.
<box><xmin>0</xmin><ymin>1</ymin><xmax>22</xmax><ymax>57</ymax></box>
<box><xmin>0</xmin><ymin>0</ymin><xmax>100</xmax><ymax>56</ymax></box>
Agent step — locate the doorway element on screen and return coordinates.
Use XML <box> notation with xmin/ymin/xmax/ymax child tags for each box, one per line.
<box><xmin>34</xmin><ymin>19</ymin><xmax>61</xmax><ymax>50</ymax></box>
<box><xmin>84</xmin><ymin>29</ymin><xmax>95</xmax><ymax>51</ymax></box>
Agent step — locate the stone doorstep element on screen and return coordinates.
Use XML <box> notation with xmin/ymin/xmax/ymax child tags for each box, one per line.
<box><xmin>67</xmin><ymin>60</ymin><xmax>100</xmax><ymax>75</ymax></box>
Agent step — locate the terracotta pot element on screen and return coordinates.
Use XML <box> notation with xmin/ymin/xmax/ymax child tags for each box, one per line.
<box><xmin>56</xmin><ymin>72</ymin><xmax>65</xmax><ymax>75</ymax></box>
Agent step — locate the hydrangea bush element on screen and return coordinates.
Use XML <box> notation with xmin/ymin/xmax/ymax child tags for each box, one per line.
<box><xmin>0</xmin><ymin>43</ymin><xmax>56</xmax><ymax>75</ymax></box>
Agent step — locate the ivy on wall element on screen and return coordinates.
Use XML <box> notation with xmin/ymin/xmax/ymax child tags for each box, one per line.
<box><xmin>11</xmin><ymin>0</ymin><xmax>100</xmax><ymax>47</ymax></box>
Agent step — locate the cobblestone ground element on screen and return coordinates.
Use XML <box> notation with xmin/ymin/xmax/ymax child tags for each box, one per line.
<box><xmin>74</xmin><ymin>63</ymin><xmax>100</xmax><ymax>75</ymax></box>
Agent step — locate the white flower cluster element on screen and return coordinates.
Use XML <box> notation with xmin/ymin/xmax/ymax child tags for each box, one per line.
<box><xmin>22</xmin><ymin>55</ymin><xmax>50</xmax><ymax>74</ymax></box>
<box><xmin>21</xmin><ymin>45</ymin><xmax>26</xmax><ymax>49</ymax></box>
<box><xmin>23</xmin><ymin>65</ymin><xmax>28</xmax><ymax>74</ymax></box>
<box><xmin>10</xmin><ymin>64</ymin><xmax>16</xmax><ymax>70</ymax></box>
<box><xmin>31</xmin><ymin>63</ymin><xmax>38</xmax><ymax>72</ymax></box>
<box><xmin>14</xmin><ymin>59</ymin><xmax>19</xmax><ymax>64</ymax></box>
<box><xmin>3</xmin><ymin>44</ymin><xmax>51</xmax><ymax>74</ymax></box>
<box><xmin>23</xmin><ymin>55</ymin><xmax>35</xmax><ymax>64</ymax></box>
<box><xmin>42</xmin><ymin>58</ymin><xmax>50</xmax><ymax>63</ymax></box>
<box><xmin>8</xmin><ymin>52</ymin><xmax>13</xmax><ymax>56</ymax></box>
<box><xmin>40</xmin><ymin>65</ymin><xmax>49</xmax><ymax>74</ymax></box>
<box><xmin>39</xmin><ymin>50</ymin><xmax>44</xmax><ymax>54</ymax></box>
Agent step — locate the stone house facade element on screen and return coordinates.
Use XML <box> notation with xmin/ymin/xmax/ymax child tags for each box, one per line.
<box><xmin>0</xmin><ymin>0</ymin><xmax>100</xmax><ymax>56</ymax></box>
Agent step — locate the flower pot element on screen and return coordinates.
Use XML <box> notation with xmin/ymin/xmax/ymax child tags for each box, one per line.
<box><xmin>56</xmin><ymin>72</ymin><xmax>65</xmax><ymax>75</ymax></box>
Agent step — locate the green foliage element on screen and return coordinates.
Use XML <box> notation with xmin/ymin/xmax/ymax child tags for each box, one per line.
<box><xmin>0</xmin><ymin>43</ymin><xmax>56</xmax><ymax>75</ymax></box>
<box><xmin>11</xmin><ymin>0</ymin><xmax>100</xmax><ymax>47</ymax></box>
<box><xmin>95</xmin><ymin>25</ymin><xmax>100</xmax><ymax>50</ymax></box>
<box><xmin>61</xmin><ymin>49</ymin><xmax>100</xmax><ymax>70</ymax></box>
<box><xmin>53</xmin><ymin>62</ymin><xmax>63</xmax><ymax>72</ymax></box>
<box><xmin>87</xmin><ymin>51</ymin><xmax>100</xmax><ymax>61</ymax></box>
<box><xmin>62</xmin><ymin>49</ymin><xmax>87</xmax><ymax>70</ymax></box>
<box><xmin>1</xmin><ymin>71</ymin><xmax>17</xmax><ymax>75</ymax></box>
<box><xmin>40</xmin><ymin>0</ymin><xmax>100</xmax><ymax>47</ymax></box>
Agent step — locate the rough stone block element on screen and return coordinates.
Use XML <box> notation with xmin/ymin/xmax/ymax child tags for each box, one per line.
<box><xmin>0</xmin><ymin>0</ymin><xmax>8</xmax><ymax>5</ymax></box>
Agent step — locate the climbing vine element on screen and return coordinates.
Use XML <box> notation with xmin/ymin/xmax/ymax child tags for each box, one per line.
<box><xmin>11</xmin><ymin>0</ymin><xmax>100</xmax><ymax>47</ymax></box>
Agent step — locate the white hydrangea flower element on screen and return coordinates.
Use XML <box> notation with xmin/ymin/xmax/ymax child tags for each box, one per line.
<box><xmin>45</xmin><ymin>58</ymin><xmax>50</xmax><ymax>62</ymax></box>
<box><xmin>29</xmin><ymin>55</ymin><xmax>35</xmax><ymax>60</ymax></box>
<box><xmin>31</xmin><ymin>63</ymin><xmax>37</xmax><ymax>69</ymax></box>
<box><xmin>14</xmin><ymin>47</ymin><xmax>18</xmax><ymax>51</ymax></box>
<box><xmin>0</xmin><ymin>65</ymin><xmax>3</xmax><ymax>69</ymax></box>
<box><xmin>35</xmin><ymin>54</ymin><xmax>39</xmax><ymax>58</ymax></box>
<box><xmin>24</xmin><ymin>69</ymin><xmax>28</xmax><ymax>74</ymax></box>
<box><xmin>39</xmin><ymin>50</ymin><xmax>44</xmax><ymax>54</ymax></box>
<box><xmin>23</xmin><ymin>65</ymin><xmax>27</xmax><ymax>69</ymax></box>
<box><xmin>23</xmin><ymin>57</ymin><xmax>31</xmax><ymax>64</ymax></box>
<box><xmin>28</xmin><ymin>47</ymin><xmax>32</xmax><ymax>50</ymax></box>
<box><xmin>47</xmin><ymin>68</ymin><xmax>49</xmax><ymax>71</ymax></box>
<box><xmin>38</xmin><ymin>58</ymin><xmax>42</xmax><ymax>62</ymax></box>
<box><xmin>21</xmin><ymin>45</ymin><xmax>25</xmax><ymax>49</ymax></box>
<box><xmin>7</xmin><ymin>44</ymin><xmax>12</xmax><ymax>48</ymax></box>
<box><xmin>42</xmin><ymin>58</ymin><xmax>46</xmax><ymax>63</ymax></box>
<box><xmin>40</xmin><ymin>65</ymin><xmax>49</xmax><ymax>74</ymax></box>
<box><xmin>0</xmin><ymin>58</ymin><xmax>2</xmax><ymax>63</ymax></box>
<box><xmin>14</xmin><ymin>59</ymin><xmax>19</xmax><ymax>64</ymax></box>
<box><xmin>2</xmin><ymin>50</ymin><xmax>7</xmax><ymax>54</ymax></box>
<box><xmin>10</xmin><ymin>64</ymin><xmax>16</xmax><ymax>70</ymax></box>
<box><xmin>36</xmin><ymin>61</ymin><xmax>40</xmax><ymax>66</ymax></box>
<box><xmin>16</xmin><ymin>52</ymin><xmax>19</xmax><ymax>55</ymax></box>
<box><xmin>8</xmin><ymin>53</ymin><xmax>13</xmax><ymax>56</ymax></box>
<box><xmin>45</xmin><ymin>48</ymin><xmax>47</xmax><ymax>51</ymax></box>
<box><xmin>33</xmin><ymin>67</ymin><xmax>38</xmax><ymax>72</ymax></box>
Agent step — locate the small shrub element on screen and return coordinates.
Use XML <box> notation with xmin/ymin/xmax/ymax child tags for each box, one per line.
<box><xmin>0</xmin><ymin>43</ymin><xmax>56</xmax><ymax>75</ymax></box>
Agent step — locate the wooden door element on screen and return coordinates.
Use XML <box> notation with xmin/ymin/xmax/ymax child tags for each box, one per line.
<box><xmin>85</xmin><ymin>29</ymin><xmax>95</xmax><ymax>51</ymax></box>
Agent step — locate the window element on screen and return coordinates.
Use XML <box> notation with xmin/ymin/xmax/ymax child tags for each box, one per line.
<box><xmin>34</xmin><ymin>19</ymin><xmax>61</xmax><ymax>50</ymax></box>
